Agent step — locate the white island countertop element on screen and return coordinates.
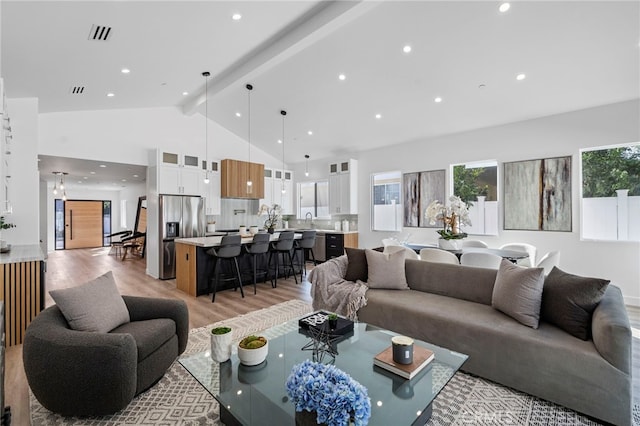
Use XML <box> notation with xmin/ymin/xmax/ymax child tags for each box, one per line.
<box><xmin>175</xmin><ymin>232</ymin><xmax>300</xmax><ymax>248</ymax></box>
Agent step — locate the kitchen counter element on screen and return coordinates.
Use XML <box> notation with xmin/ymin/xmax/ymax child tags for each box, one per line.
<box><xmin>0</xmin><ymin>243</ymin><xmax>45</xmax><ymax>263</ymax></box>
<box><xmin>176</xmin><ymin>232</ymin><xmax>300</xmax><ymax>248</ymax></box>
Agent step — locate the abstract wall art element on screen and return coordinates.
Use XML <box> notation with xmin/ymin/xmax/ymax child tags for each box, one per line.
<box><xmin>504</xmin><ymin>156</ymin><xmax>572</xmax><ymax>231</ymax></box>
<box><xmin>403</xmin><ymin>170</ymin><xmax>445</xmax><ymax>228</ymax></box>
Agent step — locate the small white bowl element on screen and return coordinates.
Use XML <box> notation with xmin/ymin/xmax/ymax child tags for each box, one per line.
<box><xmin>237</xmin><ymin>340</ymin><xmax>269</xmax><ymax>366</ymax></box>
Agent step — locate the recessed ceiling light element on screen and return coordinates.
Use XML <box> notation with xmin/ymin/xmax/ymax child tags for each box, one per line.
<box><xmin>232</xmin><ymin>13</ymin><xmax>242</xmax><ymax>21</ymax></box>
<box><xmin>277</xmin><ymin>139</ymin><xmax>282</xmax><ymax>144</ymax></box>
<box><xmin>338</xmin><ymin>73</ymin><xmax>346</xmax><ymax>81</ymax></box>
<box><xmin>90</xmin><ymin>171</ymin><xmax>96</xmax><ymax>175</ymax></box>
<box><xmin>78</xmin><ymin>181</ymin><xmax>82</xmax><ymax>184</ymax></box>
<box><xmin>434</xmin><ymin>97</ymin><xmax>443</xmax><ymax>103</ymax></box>
<box><xmin>133</xmin><ymin>174</ymin><xmax>139</xmax><ymax>178</ymax></box>
<box><xmin>375</xmin><ymin>113</ymin><xmax>382</xmax><ymax>119</ymax></box>
<box><xmin>106</xmin><ymin>92</ymin><xmax>115</xmax><ymax>97</ymax></box>
<box><xmin>121</xmin><ymin>68</ymin><xmax>130</xmax><ymax>74</ymax></box>
<box><xmin>182</xmin><ymin>91</ymin><xmax>189</xmax><ymax>96</ymax></box>
<box><xmin>99</xmin><ymin>164</ymin><xmax>107</xmax><ymax>168</ymax></box>
<box><xmin>499</xmin><ymin>3</ymin><xmax>511</xmax><ymax>13</ymax></box>
<box><xmin>121</xmin><ymin>179</ymin><xmax>127</xmax><ymax>182</ymax></box>
<box><xmin>307</xmin><ymin>130</ymin><xmax>313</xmax><ymax>136</ymax></box>
<box><xmin>403</xmin><ymin>45</ymin><xmax>412</xmax><ymax>54</ymax></box>
<box><xmin>516</xmin><ymin>73</ymin><xmax>526</xmax><ymax>81</ymax></box>
<box><xmin>83</xmin><ymin>176</ymin><xmax>88</xmax><ymax>179</ymax></box>
<box><xmin>235</xmin><ymin>112</ymin><xmax>242</xmax><ymax>117</ymax></box>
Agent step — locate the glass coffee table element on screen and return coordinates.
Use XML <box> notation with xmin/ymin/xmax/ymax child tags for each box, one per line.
<box><xmin>179</xmin><ymin>319</ymin><xmax>467</xmax><ymax>425</ymax></box>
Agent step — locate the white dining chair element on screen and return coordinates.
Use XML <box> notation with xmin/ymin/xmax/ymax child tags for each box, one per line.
<box><xmin>384</xmin><ymin>245</ymin><xmax>420</xmax><ymax>260</ymax></box>
<box><xmin>460</xmin><ymin>252</ymin><xmax>502</xmax><ymax>269</ymax></box>
<box><xmin>499</xmin><ymin>243</ymin><xmax>537</xmax><ymax>267</ymax></box>
<box><xmin>536</xmin><ymin>251</ymin><xmax>560</xmax><ymax>275</ymax></box>
<box><xmin>382</xmin><ymin>238</ymin><xmax>401</xmax><ymax>248</ymax></box>
<box><xmin>462</xmin><ymin>239</ymin><xmax>489</xmax><ymax>248</ymax></box>
<box><xmin>419</xmin><ymin>248</ymin><xmax>459</xmax><ymax>265</ymax></box>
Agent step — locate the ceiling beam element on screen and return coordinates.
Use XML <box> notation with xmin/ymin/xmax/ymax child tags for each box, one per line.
<box><xmin>182</xmin><ymin>0</ymin><xmax>379</xmax><ymax>116</ymax></box>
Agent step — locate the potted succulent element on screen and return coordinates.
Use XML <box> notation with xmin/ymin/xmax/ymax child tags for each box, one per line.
<box><xmin>210</xmin><ymin>326</ymin><xmax>232</xmax><ymax>363</ymax></box>
<box><xmin>328</xmin><ymin>313</ymin><xmax>338</xmax><ymax>330</ymax></box>
<box><xmin>237</xmin><ymin>335</ymin><xmax>268</xmax><ymax>366</ymax></box>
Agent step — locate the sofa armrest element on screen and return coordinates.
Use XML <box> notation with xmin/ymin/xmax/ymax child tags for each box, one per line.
<box><xmin>308</xmin><ymin>254</ymin><xmax>348</xmax><ymax>285</ymax></box>
<box><xmin>122</xmin><ymin>295</ymin><xmax>189</xmax><ymax>354</ymax></box>
<box><xmin>23</xmin><ymin>306</ymin><xmax>137</xmax><ymax>415</ymax></box>
<box><xmin>591</xmin><ymin>285</ymin><xmax>632</xmax><ymax>374</ymax></box>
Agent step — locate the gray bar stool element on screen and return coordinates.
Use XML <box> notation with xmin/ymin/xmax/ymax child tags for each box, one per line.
<box><xmin>268</xmin><ymin>230</ymin><xmax>297</xmax><ymax>288</ymax></box>
<box><xmin>207</xmin><ymin>234</ymin><xmax>243</xmax><ymax>302</ymax></box>
<box><xmin>293</xmin><ymin>230</ymin><xmax>317</xmax><ymax>281</ymax></box>
<box><xmin>243</xmin><ymin>232</ymin><xmax>271</xmax><ymax>294</ymax></box>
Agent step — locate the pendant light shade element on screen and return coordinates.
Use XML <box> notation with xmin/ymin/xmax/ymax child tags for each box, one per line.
<box><xmin>52</xmin><ymin>172</ymin><xmax>68</xmax><ymax>199</ymax></box>
<box><xmin>246</xmin><ymin>83</ymin><xmax>253</xmax><ymax>194</ymax></box>
<box><xmin>202</xmin><ymin>71</ymin><xmax>211</xmax><ymax>184</ymax></box>
<box><xmin>280</xmin><ymin>110</ymin><xmax>287</xmax><ymax>194</ymax></box>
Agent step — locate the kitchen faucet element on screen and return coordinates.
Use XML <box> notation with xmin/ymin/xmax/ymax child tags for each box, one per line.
<box><xmin>305</xmin><ymin>212</ymin><xmax>313</xmax><ymax>227</ymax></box>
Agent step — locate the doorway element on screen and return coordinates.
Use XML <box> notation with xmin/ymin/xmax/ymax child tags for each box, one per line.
<box><xmin>55</xmin><ymin>200</ymin><xmax>111</xmax><ymax>250</ymax></box>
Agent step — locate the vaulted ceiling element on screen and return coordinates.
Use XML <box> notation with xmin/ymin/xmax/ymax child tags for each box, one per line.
<box><xmin>3</xmin><ymin>1</ymin><xmax>639</xmax><ymax>188</ymax></box>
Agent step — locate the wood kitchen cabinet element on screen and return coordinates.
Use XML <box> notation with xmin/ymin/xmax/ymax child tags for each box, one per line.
<box><xmin>176</xmin><ymin>242</ymin><xmax>197</xmax><ymax>296</ymax></box>
<box><xmin>221</xmin><ymin>159</ymin><xmax>264</xmax><ymax>199</ymax></box>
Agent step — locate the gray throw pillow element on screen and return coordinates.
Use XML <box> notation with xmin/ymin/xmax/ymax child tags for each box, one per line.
<box><xmin>492</xmin><ymin>259</ymin><xmax>545</xmax><ymax>329</ymax></box>
<box><xmin>541</xmin><ymin>266</ymin><xmax>609</xmax><ymax>340</ymax></box>
<box><xmin>365</xmin><ymin>248</ymin><xmax>409</xmax><ymax>290</ymax></box>
<box><xmin>49</xmin><ymin>271</ymin><xmax>130</xmax><ymax>333</ymax></box>
<box><xmin>345</xmin><ymin>248</ymin><xmax>368</xmax><ymax>282</ymax></box>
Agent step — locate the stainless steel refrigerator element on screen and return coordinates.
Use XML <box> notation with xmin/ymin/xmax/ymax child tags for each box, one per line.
<box><xmin>159</xmin><ymin>195</ymin><xmax>205</xmax><ymax>279</ymax></box>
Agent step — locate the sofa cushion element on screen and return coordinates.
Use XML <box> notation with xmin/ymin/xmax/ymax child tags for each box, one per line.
<box><xmin>50</xmin><ymin>271</ymin><xmax>130</xmax><ymax>333</ymax></box>
<box><xmin>365</xmin><ymin>248</ymin><xmax>408</xmax><ymax>290</ymax></box>
<box><xmin>344</xmin><ymin>248</ymin><xmax>368</xmax><ymax>282</ymax></box>
<box><xmin>491</xmin><ymin>259</ymin><xmax>545</xmax><ymax>328</ymax></box>
<box><xmin>406</xmin><ymin>259</ymin><xmax>496</xmax><ymax>306</ymax></box>
<box><xmin>541</xmin><ymin>266</ymin><xmax>609</xmax><ymax>340</ymax></box>
<box><xmin>110</xmin><ymin>318</ymin><xmax>176</xmax><ymax>361</ymax></box>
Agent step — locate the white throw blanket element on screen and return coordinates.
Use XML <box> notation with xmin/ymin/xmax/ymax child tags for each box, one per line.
<box><xmin>308</xmin><ymin>255</ymin><xmax>368</xmax><ymax>321</ymax></box>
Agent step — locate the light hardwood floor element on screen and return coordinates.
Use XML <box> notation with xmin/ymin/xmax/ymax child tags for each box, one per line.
<box><xmin>5</xmin><ymin>247</ymin><xmax>312</xmax><ymax>426</ymax></box>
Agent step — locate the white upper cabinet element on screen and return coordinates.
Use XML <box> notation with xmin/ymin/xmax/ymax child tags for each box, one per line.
<box><xmin>202</xmin><ymin>159</ymin><xmax>221</xmax><ymax>215</ymax></box>
<box><xmin>261</xmin><ymin>168</ymin><xmax>294</xmax><ymax>215</ymax></box>
<box><xmin>328</xmin><ymin>159</ymin><xmax>358</xmax><ymax>215</ymax></box>
<box><xmin>155</xmin><ymin>149</ymin><xmax>202</xmax><ymax>195</ymax></box>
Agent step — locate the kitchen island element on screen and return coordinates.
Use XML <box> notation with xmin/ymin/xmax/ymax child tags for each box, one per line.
<box><xmin>174</xmin><ymin>232</ymin><xmax>303</xmax><ymax>297</ymax></box>
<box><xmin>0</xmin><ymin>244</ymin><xmax>46</xmax><ymax>346</ymax></box>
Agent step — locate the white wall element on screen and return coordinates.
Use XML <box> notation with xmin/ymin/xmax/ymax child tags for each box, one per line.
<box><xmin>4</xmin><ymin>98</ymin><xmax>39</xmax><ymax>245</ymax></box>
<box><xmin>38</xmin><ymin>106</ymin><xmax>284</xmax><ymax>169</ymax></box>
<box><xmin>118</xmin><ymin>183</ymin><xmax>147</xmax><ymax>232</ymax></box>
<box><xmin>292</xmin><ymin>100</ymin><xmax>640</xmax><ymax>306</ymax></box>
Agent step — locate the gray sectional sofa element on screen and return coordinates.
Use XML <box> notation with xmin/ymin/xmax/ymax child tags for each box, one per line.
<box><xmin>312</xmin><ymin>255</ymin><xmax>632</xmax><ymax>426</ymax></box>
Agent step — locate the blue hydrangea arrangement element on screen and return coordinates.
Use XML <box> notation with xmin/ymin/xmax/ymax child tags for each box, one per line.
<box><xmin>285</xmin><ymin>360</ymin><xmax>371</xmax><ymax>426</ymax></box>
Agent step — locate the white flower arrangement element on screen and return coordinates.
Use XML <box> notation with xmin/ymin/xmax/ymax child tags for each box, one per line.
<box><xmin>257</xmin><ymin>204</ymin><xmax>281</xmax><ymax>229</ymax></box>
<box><xmin>425</xmin><ymin>195</ymin><xmax>472</xmax><ymax>240</ymax></box>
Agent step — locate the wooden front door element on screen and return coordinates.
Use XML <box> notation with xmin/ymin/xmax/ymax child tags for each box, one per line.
<box><xmin>64</xmin><ymin>200</ymin><xmax>103</xmax><ymax>249</ymax></box>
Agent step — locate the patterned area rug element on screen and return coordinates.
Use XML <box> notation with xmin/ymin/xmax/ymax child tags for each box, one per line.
<box><xmin>30</xmin><ymin>299</ymin><xmax>634</xmax><ymax>425</ymax></box>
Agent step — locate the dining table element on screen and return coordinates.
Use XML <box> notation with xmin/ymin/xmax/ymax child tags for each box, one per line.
<box><xmin>404</xmin><ymin>243</ymin><xmax>529</xmax><ymax>263</ymax></box>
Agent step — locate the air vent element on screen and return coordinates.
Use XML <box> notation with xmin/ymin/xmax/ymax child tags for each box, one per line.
<box><xmin>70</xmin><ymin>86</ymin><xmax>85</xmax><ymax>94</ymax></box>
<box><xmin>88</xmin><ymin>24</ymin><xmax>112</xmax><ymax>41</ymax></box>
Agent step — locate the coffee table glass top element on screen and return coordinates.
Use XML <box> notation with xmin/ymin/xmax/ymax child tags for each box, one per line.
<box><xmin>179</xmin><ymin>319</ymin><xmax>467</xmax><ymax>425</ymax></box>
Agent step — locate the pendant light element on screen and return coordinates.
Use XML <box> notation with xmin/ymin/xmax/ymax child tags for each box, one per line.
<box><xmin>246</xmin><ymin>84</ymin><xmax>253</xmax><ymax>194</ymax></box>
<box><xmin>202</xmin><ymin>71</ymin><xmax>211</xmax><ymax>184</ymax></box>
<box><xmin>52</xmin><ymin>172</ymin><xmax>68</xmax><ymax>200</ymax></box>
<box><xmin>280</xmin><ymin>110</ymin><xmax>287</xmax><ymax>194</ymax></box>
<box><xmin>304</xmin><ymin>154</ymin><xmax>310</xmax><ymax>177</ymax></box>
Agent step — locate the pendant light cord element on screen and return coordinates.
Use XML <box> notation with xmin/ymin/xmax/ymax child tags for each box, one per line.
<box><xmin>202</xmin><ymin>71</ymin><xmax>210</xmax><ymax>183</ymax></box>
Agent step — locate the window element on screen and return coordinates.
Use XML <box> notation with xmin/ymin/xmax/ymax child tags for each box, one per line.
<box><xmin>371</xmin><ymin>171</ymin><xmax>402</xmax><ymax>231</ymax></box>
<box><xmin>298</xmin><ymin>180</ymin><xmax>329</xmax><ymax>219</ymax></box>
<box><xmin>451</xmin><ymin>160</ymin><xmax>498</xmax><ymax>235</ymax></box>
<box><xmin>581</xmin><ymin>142</ymin><xmax>640</xmax><ymax>241</ymax></box>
